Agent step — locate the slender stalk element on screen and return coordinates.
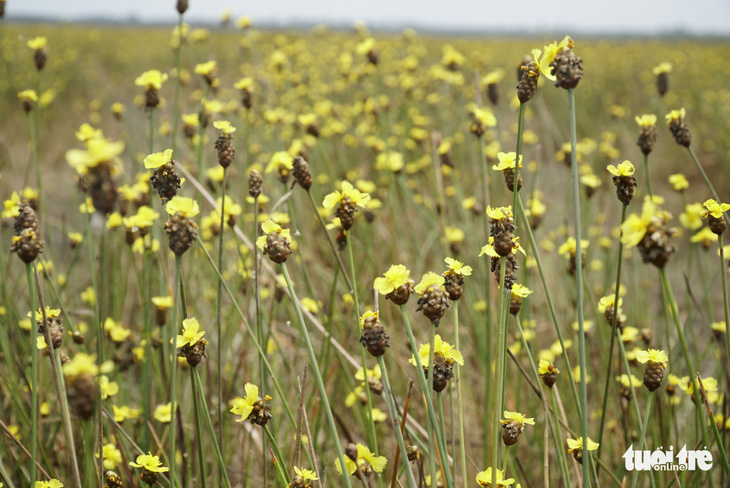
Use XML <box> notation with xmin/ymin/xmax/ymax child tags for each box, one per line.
<box><xmin>454</xmin><ymin>304</ymin><xmax>467</xmax><ymax>485</ymax></box>
<box><xmin>719</xmin><ymin>236</ymin><xmax>730</xmax><ymax>390</ymax></box>
<box><xmin>642</xmin><ymin>154</ymin><xmax>653</xmax><ymax>198</ymax></box>
<box><xmin>280</xmin><ymin>262</ymin><xmax>353</xmax><ymax>488</ymax></box>
<box><xmin>437</xmin><ymin>393</ymin><xmax>449</xmax><ymax>474</ymax></box>
<box><xmin>630</xmin><ymin>393</ymin><xmax>654</xmax><ymax>488</ymax></box>
<box><xmin>687</xmin><ymin>147</ymin><xmax>730</xmax><ymax>228</ymax></box>
<box><xmin>171</xmin><ymin>12</ymin><xmax>184</xmax><ymax>154</ymax></box>
<box><xmin>492</xmin><ymin>257</ymin><xmax>507</xmax><ymax>488</ymax></box>
<box><xmin>169</xmin><ymin>255</ymin><xmax>183</xmax><ymax>488</ymax></box>
<box><xmin>148</xmin><ymin>109</ymin><xmax>155</xmax><ymax>155</ymax></box>
<box><xmin>426</xmin><ymin>322</ymin><xmax>438</xmax><ymax>484</ymax></box>
<box><xmin>377</xmin><ymin>356</ymin><xmax>417</xmax><ymax>488</ymax></box>
<box><xmin>215</xmin><ymin>167</ymin><xmax>227</xmax><ymax>462</ymax></box>
<box><xmin>597</xmin><ymin>204</ymin><xmax>627</xmax><ymax>455</ymax></box>
<box><xmin>306</xmin><ymin>190</ymin><xmax>353</xmax><ymax>293</ymax></box>
<box><xmin>25</xmin><ymin>264</ymin><xmax>38</xmax><ymax>484</ymax></box>
<box><xmin>191</xmin><ymin>367</ymin><xmax>232</xmax><ymax>488</ymax></box>
<box><xmin>549</xmin><ymin>389</ymin><xmax>572</xmax><ymax>488</ymax></box>
<box><xmin>400</xmin><ymin>305</ymin><xmax>454</xmax><ymax>488</ymax></box>
<box><xmin>190</xmin><ymin>367</ymin><xmax>207</xmax><ymax>488</ymax></box>
<box><xmin>253</xmin><ymin>195</ymin><xmax>268</xmax><ymax>487</ymax></box>
<box><xmin>263</xmin><ymin>425</ymin><xmax>290</xmax><ymax>485</ymax></box>
<box><xmin>501</xmin><ymin>445</ymin><xmax>510</xmax><ymax>476</ymax></box>
<box><xmin>568</xmin><ymin>88</ymin><xmax>590</xmax><ymax>488</ymax></box>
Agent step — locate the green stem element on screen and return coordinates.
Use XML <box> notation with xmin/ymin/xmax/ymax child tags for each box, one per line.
<box><xmin>568</xmin><ymin>88</ymin><xmax>590</xmax><ymax>488</ymax></box>
<box><xmin>148</xmin><ymin>109</ymin><xmax>155</xmax><ymax>155</ymax></box>
<box><xmin>501</xmin><ymin>445</ymin><xmax>510</xmax><ymax>477</ymax></box>
<box><xmin>25</xmin><ymin>264</ymin><xmax>38</xmax><ymax>484</ymax></box>
<box><xmin>170</xmin><ymin>255</ymin><xmax>183</xmax><ymax>488</ymax></box>
<box><xmin>550</xmin><ymin>389</ymin><xmax>572</xmax><ymax>488</ymax></box>
<box><xmin>190</xmin><ymin>367</ymin><xmax>207</xmax><ymax>488</ymax></box>
<box><xmin>400</xmin><ymin>306</ymin><xmax>454</xmax><ymax>488</ymax></box>
<box><xmin>171</xmin><ymin>13</ymin><xmax>184</xmax><ymax>154</ymax></box>
<box><xmin>492</xmin><ymin>257</ymin><xmax>506</xmax><ymax>488</ymax></box>
<box><xmin>263</xmin><ymin>425</ymin><xmax>290</xmax><ymax>485</ymax></box>
<box><xmin>426</xmin><ymin>323</ymin><xmax>438</xmax><ymax>485</ymax></box>
<box><xmin>687</xmin><ymin>147</ymin><xmax>730</xmax><ymax>228</ymax></box>
<box><xmin>306</xmin><ymin>190</ymin><xmax>353</xmax><ymax>293</ymax></box>
<box><xmin>216</xmin><ymin>167</ymin><xmax>227</xmax><ymax>463</ymax></box>
<box><xmin>253</xmin><ymin>197</ymin><xmax>268</xmax><ymax>487</ymax></box>
<box><xmin>454</xmin><ymin>304</ymin><xmax>467</xmax><ymax>485</ymax></box>
<box><xmin>437</xmin><ymin>393</ymin><xmax>448</xmax><ymax>474</ymax></box>
<box><xmin>597</xmin><ymin>204</ymin><xmax>627</xmax><ymax>456</ymax></box>
<box><xmin>630</xmin><ymin>393</ymin><xmax>654</xmax><ymax>488</ymax></box>
<box><xmin>643</xmin><ymin>154</ymin><xmax>653</xmax><ymax>198</ymax></box>
<box><xmin>720</xmin><ymin>236</ymin><xmax>730</xmax><ymax>392</ymax></box>
<box><xmin>280</xmin><ymin>263</ymin><xmax>353</xmax><ymax>488</ymax></box>
<box><xmin>376</xmin><ymin>356</ymin><xmax>417</xmax><ymax>488</ymax></box>
<box><xmin>191</xmin><ymin>367</ymin><xmax>232</xmax><ymax>488</ymax></box>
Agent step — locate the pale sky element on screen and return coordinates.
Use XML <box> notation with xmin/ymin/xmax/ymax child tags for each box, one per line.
<box><xmin>7</xmin><ymin>0</ymin><xmax>730</xmax><ymax>35</ymax></box>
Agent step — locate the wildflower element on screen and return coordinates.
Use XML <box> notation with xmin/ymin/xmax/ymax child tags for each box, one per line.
<box><xmin>213</xmin><ymin>120</ymin><xmax>236</xmax><ymax>168</ymax></box>
<box><xmin>635</xmin><ymin>114</ymin><xmax>658</xmax><ymax>155</ymax></box>
<box><xmin>636</xmin><ymin>349</ymin><xmax>668</xmax><ymax>392</ymax></box>
<box><xmin>566</xmin><ymin>436</ymin><xmax>599</xmax><ymax>464</ymax></box>
<box><xmin>151</xmin><ymin>296</ymin><xmax>173</xmax><ymax>326</ymax></box>
<box><xmin>10</xmin><ymin>204</ymin><xmax>44</xmax><ymax>264</ymax></box>
<box><xmin>195</xmin><ymin>60</ymin><xmax>218</xmax><ymax>88</ymax></box>
<box><xmin>34</xmin><ymin>481</ymin><xmax>63</xmax><ymax>488</ymax></box>
<box><xmin>484</xmin><ymin>68</ymin><xmax>505</xmax><ymax>105</ymax></box>
<box><xmin>652</xmin><ymin>62</ymin><xmax>671</xmax><ymax>96</ymax></box>
<box><xmin>621</xmin><ymin>197</ymin><xmax>676</xmax><ymax>267</ymax></box>
<box><xmin>336</xmin><ymin>443</ymin><xmax>387</xmax><ymax>478</ymax></box>
<box><xmin>27</xmin><ymin>36</ymin><xmax>48</xmax><ymax>70</ymax></box>
<box><xmin>409</xmin><ymin>334</ymin><xmax>463</xmax><ymax>391</ymax></box>
<box><xmin>322</xmin><ymin>181</ymin><xmax>370</xmax><ymax>231</ymax></box>
<box><xmin>356</xmin><ymin>37</ymin><xmax>379</xmax><ymax>65</ymax></box>
<box><xmin>130</xmin><ymin>452</ymin><xmax>169</xmax><ymax>486</ymax></box>
<box><xmin>414</xmin><ymin>272</ymin><xmax>451</xmax><ymax>326</ymax></box>
<box><xmin>98</xmin><ymin>375</ymin><xmax>119</xmax><ymax>400</ymax></box>
<box><xmin>480</xmin><ymin>236</ymin><xmax>522</xmax><ymax>290</ymax></box>
<box><xmin>680</xmin><ymin>203</ymin><xmax>704</xmax><ymax>231</ymax></box>
<box><xmin>154</xmin><ymin>403</ymin><xmax>172</xmax><ymax>423</ymax></box>
<box><xmin>257</xmin><ymin>219</ymin><xmax>292</xmax><ymax>264</ymax></box>
<box><xmin>97</xmin><ymin>443</ymin><xmax>122</xmax><ymax>470</ymax></box>
<box><xmin>476</xmin><ymin>467</ymin><xmax>515</xmax><ymax>486</ymax></box>
<box><xmin>174</xmin><ymin>317</ymin><xmax>208</xmax><ymax>366</ymax></box>
<box><xmin>164</xmin><ymin>196</ymin><xmax>199</xmax><ymax>255</ymax></box>
<box><xmin>517</xmin><ymin>49</ymin><xmax>542</xmax><ymax>103</ymax></box>
<box><xmin>501</xmin><ymin>411</ymin><xmax>535</xmax><ymax>445</ymax></box>
<box><xmin>63</xmin><ymin>353</ymin><xmax>99</xmax><ymax>419</ymax></box>
<box><xmin>2</xmin><ymin>192</ymin><xmax>21</xmax><ymax>219</ymax></box>
<box><xmin>266</xmin><ymin>151</ymin><xmax>294</xmax><ymax>183</ymax></box>
<box><xmin>547</xmin><ymin>36</ymin><xmax>582</xmax><ymax>89</ymax></box>
<box><xmin>493</xmin><ymin>152</ymin><xmax>523</xmax><ymax>192</ymax></box>
<box><xmin>666</xmin><ymin>108</ymin><xmax>691</xmax><ymax>147</ymax></box>
<box><xmin>470</xmin><ymin>106</ymin><xmax>497</xmax><ymax>137</ymax></box>
<box><xmin>359</xmin><ymin>311</ymin><xmax>389</xmax><ymax>357</ymax></box>
<box><xmin>509</xmin><ymin>283</ymin><xmax>532</xmax><ymax>315</ymax></box>
<box><xmin>290</xmin><ymin>466</ymin><xmax>318</xmax><ymax>487</ymax></box>
<box><xmin>607</xmin><ymin>160</ymin><xmax>638</xmax><ymax>206</ymax></box>
<box><xmin>443</xmin><ymin>257</ymin><xmax>472</xmax><ymax>301</ymax></box>
<box><xmin>231</xmin><ymin>383</ymin><xmax>272</xmax><ymax>426</ymax></box>
<box><xmin>19</xmin><ymin>89</ymin><xmax>39</xmax><ymax>112</ymax></box>
<box><xmin>374</xmin><ymin>264</ymin><xmax>414</xmax><ymax>305</ymax></box>
<box><xmin>135</xmin><ymin>70</ymin><xmax>168</xmax><ymax>110</ymax></box>
<box><xmin>702</xmin><ymin>199</ymin><xmax>729</xmax><ymax>235</ymax></box>
<box><xmin>669</xmin><ymin>174</ymin><xmax>688</xmax><ymax>192</ymax></box>
<box><xmin>535</xmin><ymin>359</ymin><xmax>559</xmax><ymax>388</ymax></box>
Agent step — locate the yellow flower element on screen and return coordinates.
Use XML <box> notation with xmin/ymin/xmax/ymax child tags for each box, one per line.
<box><xmin>66</xmin><ymin>138</ymin><xmax>125</xmax><ymax>174</ymax></box>
<box><xmin>135</xmin><ymin>70</ymin><xmax>169</xmax><ymax>90</ymax></box>
<box><xmin>473</xmin><ymin>107</ymin><xmax>497</xmax><ymax>128</ymax></box>
<box><xmin>356</xmin><ymin>37</ymin><xmax>376</xmax><ymax>55</ymax></box>
<box><xmin>668</xmin><ymin>174</ymin><xmax>689</xmax><ymax>191</ymax></box>
<box><xmin>566</xmin><ymin>437</ymin><xmax>599</xmax><ymax>452</ymax></box>
<box><xmin>680</xmin><ymin>203</ymin><xmax>704</xmax><ymax>231</ymax></box>
<box><xmin>2</xmin><ymin>192</ymin><xmax>21</xmax><ymax>219</ymax></box>
<box><xmin>174</xmin><ymin>317</ymin><xmax>205</xmax><ymax>348</ymax></box>
<box><xmin>256</xmin><ymin>219</ymin><xmax>292</xmax><ymax>251</ymax></box>
<box><xmin>444</xmin><ymin>257</ymin><xmax>472</xmax><ymax>276</ymax></box>
<box><xmin>484</xmin><ymin>68</ymin><xmax>505</xmax><ymax>85</ymax></box>
<box><xmin>635</xmin><ymin>114</ymin><xmax>657</xmax><ymax>128</ymax></box>
<box><xmin>374</xmin><ymin>264</ymin><xmax>411</xmax><ymax>295</ymax></box>
<box><xmin>540</xmin><ymin>35</ymin><xmax>571</xmax><ymax>81</ymax></box>
<box><xmin>335</xmin><ymin>443</ymin><xmax>387</xmax><ymax>476</ymax></box>
<box><xmin>144</xmin><ymin>149</ymin><xmax>173</xmax><ymax>169</ymax></box>
<box><xmin>510</xmin><ymin>283</ymin><xmax>532</xmax><ymax>298</ymax></box>
<box><xmin>691</xmin><ymin>227</ymin><xmax>718</xmax><ymax>246</ymax></box>
<box><xmin>616</xmin><ymin>374</ymin><xmax>642</xmax><ymax>388</ymax></box>
<box><xmin>230</xmin><ymin>383</ymin><xmax>260</xmax><ymax>422</ymax></box>
<box><xmin>635</xmin><ymin>348</ymin><xmax>668</xmax><ymax>368</ymax></box>
<box><xmin>538</xmin><ymin>359</ymin><xmax>559</xmax><ymax>376</ymax></box>
<box><xmin>19</xmin><ymin>89</ymin><xmax>39</xmax><ymax>103</ymax></box>
<box><xmin>27</xmin><ymin>37</ymin><xmax>48</xmax><ymax>50</ymax></box>
<box><xmin>75</xmin><ymin>123</ymin><xmax>102</xmax><ymax>142</ymax></box>
<box><xmin>476</xmin><ymin>467</ymin><xmax>515</xmax><ymax>486</ymax></box>
<box><xmin>558</xmin><ymin>237</ymin><xmax>589</xmax><ymax>257</ymax></box>
<box><xmin>486</xmin><ymin>205</ymin><xmax>512</xmax><ymax>221</ymax></box>
<box><xmin>234</xmin><ymin>77</ymin><xmax>254</xmax><ymax>91</ymax></box>
<box><xmin>414</xmin><ymin>272</ymin><xmax>445</xmax><ymax>295</ymax></box>
<box><xmin>492</xmin><ymin>152</ymin><xmax>523</xmax><ymax>171</ymax></box>
<box><xmin>294</xmin><ymin>466</ymin><xmax>318</xmax><ymax>481</ymax></box>
<box><xmin>152</xmin><ymin>296</ymin><xmax>173</xmax><ymax>309</ymax></box>
<box><xmin>153</xmin><ymin>403</ymin><xmax>172</xmax><ymax>423</ymax></box>
<box><xmin>375</xmin><ymin>151</ymin><xmax>405</xmax><ymax>172</ymax></box>
<box><xmin>665</xmin><ymin>107</ymin><xmax>686</xmax><ymax>124</ymax></box>
<box><xmin>130</xmin><ymin>453</ymin><xmax>169</xmax><ymax>473</ymax></box>
<box><xmin>409</xmin><ymin>334</ymin><xmax>464</xmax><ymax>368</ymax></box>
<box><xmin>620</xmin><ymin>198</ymin><xmax>666</xmax><ymax>247</ymax></box>
<box><xmin>479</xmin><ymin>236</ymin><xmax>526</xmax><ymax>258</ymax></box>
<box><xmin>27</xmin><ymin>306</ymin><xmax>61</xmax><ymax>322</ymax></box>
<box><xmin>62</xmin><ymin>353</ymin><xmax>99</xmax><ymax>377</ymax></box>
<box><xmin>113</xmin><ymin>405</ymin><xmax>141</xmax><ymax>423</ymax></box>
<box><xmin>97</xmin><ymin>443</ymin><xmax>122</xmax><ymax>470</ymax></box>
<box><xmin>123</xmin><ymin>206</ymin><xmax>159</xmax><ymax>231</ymax></box>
<box><xmin>195</xmin><ymin>60</ymin><xmax>217</xmax><ymax>76</ymax></box>
<box><xmin>213</xmin><ymin>120</ymin><xmax>236</xmax><ymax>134</ymax></box>
<box><xmin>445</xmin><ymin>226</ymin><xmax>465</xmax><ymax>243</ymax></box>
<box><xmin>501</xmin><ymin>411</ymin><xmax>535</xmax><ymax>427</ymax></box>
<box><xmin>652</xmin><ymin>62</ymin><xmax>672</xmax><ymax>75</ymax></box>
<box><xmin>597</xmin><ymin>295</ymin><xmax>626</xmax><ymax>322</ymax></box>
<box><xmin>702</xmin><ymin>198</ymin><xmax>730</xmax><ymax>219</ymax></box>
<box><xmin>265</xmin><ymin>151</ymin><xmax>294</xmax><ymax>174</ymax></box>
<box><xmin>35</xmin><ymin>481</ymin><xmax>63</xmax><ymax>488</ymax></box>
<box><xmin>182</xmin><ymin>113</ymin><xmax>200</xmax><ymax>127</ymax></box>
<box><xmin>97</xmin><ymin>375</ymin><xmax>119</xmax><ymax>400</ymax></box>
<box><xmin>68</xmin><ymin>232</ymin><xmax>84</xmax><ymax>246</ymax></box>
<box><xmin>111</xmin><ymin>102</ymin><xmax>125</xmax><ymax>115</ymax></box>
<box><xmin>606</xmin><ymin>160</ymin><xmax>635</xmax><ymax>177</ymax></box>
<box><xmin>165</xmin><ymin>196</ymin><xmax>199</xmax><ymax>218</ymax></box>
<box><xmin>359</xmin><ymin>310</ymin><xmax>378</xmax><ymax>328</ymax></box>
<box><xmin>301</xmin><ymin>298</ymin><xmax>321</xmax><ymax>314</ymax></box>
<box><xmin>322</xmin><ymin>181</ymin><xmax>371</xmax><ymax>209</ymax></box>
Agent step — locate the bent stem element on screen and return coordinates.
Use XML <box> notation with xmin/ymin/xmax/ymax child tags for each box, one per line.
<box><xmin>280</xmin><ymin>262</ymin><xmax>353</xmax><ymax>488</ymax></box>
<box><xmin>399</xmin><ymin>305</ymin><xmax>454</xmax><ymax>488</ymax></box>
<box><xmin>377</xmin><ymin>356</ymin><xmax>417</xmax><ymax>487</ymax></box>
<box><xmin>568</xmin><ymin>88</ymin><xmax>590</xmax><ymax>488</ymax></box>
<box><xmin>25</xmin><ymin>263</ymin><xmax>38</xmax><ymax>484</ymax></box>
<box><xmin>191</xmin><ymin>366</ymin><xmax>232</xmax><ymax>488</ymax></box>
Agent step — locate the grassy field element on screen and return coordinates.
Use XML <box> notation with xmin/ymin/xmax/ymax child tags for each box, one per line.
<box><xmin>1</xmin><ymin>17</ymin><xmax>730</xmax><ymax>488</ymax></box>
